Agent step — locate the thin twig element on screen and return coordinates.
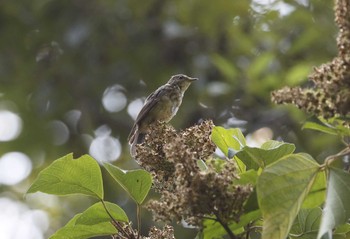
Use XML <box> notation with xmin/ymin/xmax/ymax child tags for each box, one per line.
<box><xmin>214</xmin><ymin>212</ymin><xmax>238</xmax><ymax>239</ymax></box>
<box><xmin>136</xmin><ymin>204</ymin><xmax>141</xmax><ymax>239</ymax></box>
<box><xmin>197</xmin><ymin>215</ymin><xmax>219</xmax><ymax>221</ymax></box>
<box><xmin>321</xmin><ymin>146</ymin><xmax>350</xmax><ymax>169</ymax></box>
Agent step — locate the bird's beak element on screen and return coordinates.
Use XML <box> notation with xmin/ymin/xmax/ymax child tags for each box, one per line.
<box><xmin>188</xmin><ymin>77</ymin><xmax>198</xmax><ymax>81</ymax></box>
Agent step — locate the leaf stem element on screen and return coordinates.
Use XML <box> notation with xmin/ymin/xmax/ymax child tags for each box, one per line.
<box><xmin>101</xmin><ymin>200</ymin><xmax>134</xmax><ymax>239</ymax></box>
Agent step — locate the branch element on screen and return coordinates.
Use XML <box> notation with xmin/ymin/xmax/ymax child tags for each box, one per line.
<box><xmin>214</xmin><ymin>212</ymin><xmax>238</xmax><ymax>239</ymax></box>
<box><xmin>321</xmin><ymin>145</ymin><xmax>350</xmax><ymax>169</ymax></box>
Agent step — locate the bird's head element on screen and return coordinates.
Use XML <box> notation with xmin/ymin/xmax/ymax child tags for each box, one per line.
<box><xmin>167</xmin><ymin>74</ymin><xmax>198</xmax><ymax>92</ymax></box>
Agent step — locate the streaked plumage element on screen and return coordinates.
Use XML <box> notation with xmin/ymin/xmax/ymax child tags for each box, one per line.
<box><xmin>128</xmin><ymin>74</ymin><xmax>197</xmax><ymax>157</ymax></box>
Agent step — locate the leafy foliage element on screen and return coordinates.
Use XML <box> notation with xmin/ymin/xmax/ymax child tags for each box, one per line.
<box><xmin>26</xmin><ymin>121</ymin><xmax>350</xmax><ymax>239</ymax></box>
<box><xmin>211</xmin><ymin>126</ymin><xmax>246</xmax><ymax>157</ymax></box>
<box><xmin>50</xmin><ymin>213</ymin><xmax>117</xmax><ymax>239</ymax></box>
<box><xmin>289</xmin><ymin>208</ymin><xmax>322</xmax><ymax>239</ymax></box>
<box><xmin>104</xmin><ymin>163</ymin><xmax>152</xmax><ymax>204</ymax></box>
<box><xmin>317</xmin><ymin>167</ymin><xmax>350</xmax><ymax>239</ymax></box>
<box><xmin>209</xmin><ymin>126</ymin><xmax>350</xmax><ymax>239</ymax></box>
<box><xmin>236</xmin><ymin>140</ymin><xmax>295</xmax><ymax>169</ymax></box>
<box><xmin>257</xmin><ymin>153</ymin><xmax>320</xmax><ymax>239</ymax></box>
<box><xmin>27</xmin><ymin>154</ymin><xmax>104</xmax><ymax>199</ymax></box>
<box><xmin>27</xmin><ymin>154</ymin><xmax>153</xmax><ymax>239</ymax></box>
<box><xmin>1</xmin><ymin>0</ymin><xmax>348</xmax><ymax>238</ymax></box>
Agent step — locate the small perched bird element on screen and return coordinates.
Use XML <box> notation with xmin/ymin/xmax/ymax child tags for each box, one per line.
<box><xmin>128</xmin><ymin>74</ymin><xmax>198</xmax><ymax>157</ymax></box>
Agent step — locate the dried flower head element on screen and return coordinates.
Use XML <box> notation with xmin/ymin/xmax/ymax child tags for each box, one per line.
<box><xmin>272</xmin><ymin>0</ymin><xmax>350</xmax><ymax>119</ymax></box>
<box><xmin>135</xmin><ymin>120</ymin><xmax>252</xmax><ymax>227</ymax></box>
<box><xmin>135</xmin><ymin>121</ymin><xmax>178</xmax><ymax>191</ymax></box>
<box><xmin>146</xmin><ymin>225</ymin><xmax>175</xmax><ymax>239</ymax></box>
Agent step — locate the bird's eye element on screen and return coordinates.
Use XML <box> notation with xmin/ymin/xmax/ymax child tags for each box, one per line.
<box><xmin>179</xmin><ymin>76</ymin><xmax>184</xmax><ymax>79</ymax></box>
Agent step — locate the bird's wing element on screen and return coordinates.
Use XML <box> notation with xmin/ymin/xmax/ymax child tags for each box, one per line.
<box><xmin>127</xmin><ymin>123</ymin><xmax>138</xmax><ymax>144</ymax></box>
<box><xmin>135</xmin><ymin>86</ymin><xmax>168</xmax><ymax>123</ymax></box>
<box><xmin>127</xmin><ymin>85</ymin><xmax>169</xmax><ymax>143</ymax></box>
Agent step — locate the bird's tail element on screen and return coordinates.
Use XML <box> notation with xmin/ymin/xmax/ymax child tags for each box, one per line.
<box><xmin>129</xmin><ymin>126</ymin><xmax>145</xmax><ymax>157</ymax></box>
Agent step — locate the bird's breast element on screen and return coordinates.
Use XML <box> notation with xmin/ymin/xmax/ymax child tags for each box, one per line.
<box><xmin>157</xmin><ymin>90</ymin><xmax>183</xmax><ymax>122</ymax></box>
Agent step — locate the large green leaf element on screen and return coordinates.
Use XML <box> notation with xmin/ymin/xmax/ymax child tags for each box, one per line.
<box><xmin>50</xmin><ymin>213</ymin><xmax>116</xmax><ymax>239</ymax></box>
<box><xmin>290</xmin><ymin>208</ymin><xmax>322</xmax><ymax>239</ymax></box>
<box><xmin>76</xmin><ymin>201</ymin><xmax>128</xmax><ymax>225</ymax></box>
<box><xmin>302</xmin><ymin>171</ymin><xmax>326</xmax><ymax>208</ymax></box>
<box><xmin>49</xmin><ymin>201</ymin><xmax>128</xmax><ymax>239</ymax></box>
<box><xmin>317</xmin><ymin>167</ymin><xmax>350</xmax><ymax>239</ymax></box>
<box><xmin>257</xmin><ymin>153</ymin><xmax>320</xmax><ymax>239</ymax></box>
<box><xmin>236</xmin><ymin>140</ymin><xmax>295</xmax><ymax>170</ymax></box>
<box><xmin>211</xmin><ymin>126</ymin><xmax>246</xmax><ymax>157</ymax></box>
<box><xmin>27</xmin><ymin>154</ymin><xmax>104</xmax><ymax>199</ymax></box>
<box><xmin>104</xmin><ymin>163</ymin><xmax>152</xmax><ymax>204</ymax></box>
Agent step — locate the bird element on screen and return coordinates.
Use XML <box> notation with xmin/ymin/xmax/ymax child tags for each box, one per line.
<box><xmin>128</xmin><ymin>74</ymin><xmax>198</xmax><ymax>157</ymax></box>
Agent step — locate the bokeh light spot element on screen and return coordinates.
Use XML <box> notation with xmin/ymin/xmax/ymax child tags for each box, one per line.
<box><xmin>246</xmin><ymin>127</ymin><xmax>274</xmax><ymax>147</ymax></box>
<box><xmin>0</xmin><ymin>197</ymin><xmax>48</xmax><ymax>239</ymax></box>
<box><xmin>0</xmin><ymin>111</ymin><xmax>22</xmax><ymax>141</ymax></box>
<box><xmin>64</xmin><ymin>110</ymin><xmax>81</xmax><ymax>132</ymax></box>
<box><xmin>127</xmin><ymin>98</ymin><xmax>144</xmax><ymax>120</ymax></box>
<box><xmin>0</xmin><ymin>152</ymin><xmax>32</xmax><ymax>185</ymax></box>
<box><xmin>251</xmin><ymin>0</ymin><xmax>295</xmax><ymax>17</ymax></box>
<box><xmin>102</xmin><ymin>85</ymin><xmax>127</xmax><ymax>113</ymax></box>
<box><xmin>47</xmin><ymin>120</ymin><xmax>70</xmax><ymax>145</ymax></box>
<box><xmin>207</xmin><ymin>82</ymin><xmax>230</xmax><ymax>96</ymax></box>
<box><xmin>89</xmin><ymin>136</ymin><xmax>121</xmax><ymax>163</ymax></box>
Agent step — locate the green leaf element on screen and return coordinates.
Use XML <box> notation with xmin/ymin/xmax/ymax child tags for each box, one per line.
<box><xmin>230</xmin><ymin>210</ymin><xmax>261</xmax><ymax>234</ymax></box>
<box><xmin>27</xmin><ymin>154</ymin><xmax>104</xmax><ymax>199</ymax></box>
<box><xmin>285</xmin><ymin>63</ymin><xmax>311</xmax><ymax>86</ymax></box>
<box><xmin>211</xmin><ymin>126</ymin><xmax>246</xmax><ymax>157</ymax></box>
<box><xmin>50</xmin><ymin>201</ymin><xmax>128</xmax><ymax>239</ymax></box>
<box><xmin>233</xmin><ymin>169</ymin><xmax>258</xmax><ymax>186</ymax></box>
<box><xmin>290</xmin><ymin>208</ymin><xmax>322</xmax><ymax>239</ymax></box>
<box><xmin>236</xmin><ymin>140</ymin><xmax>295</xmax><ymax>170</ymax></box>
<box><xmin>319</xmin><ymin>117</ymin><xmax>350</xmax><ymax>137</ymax></box>
<box><xmin>248</xmin><ymin>52</ymin><xmax>275</xmax><ymax>79</ymax></box>
<box><xmin>257</xmin><ymin>153</ymin><xmax>320</xmax><ymax>239</ymax></box>
<box><xmin>76</xmin><ymin>201</ymin><xmax>128</xmax><ymax>225</ymax></box>
<box><xmin>50</xmin><ymin>213</ymin><xmax>116</xmax><ymax>239</ymax></box>
<box><xmin>244</xmin><ymin>189</ymin><xmax>260</xmax><ymax>212</ymax></box>
<box><xmin>334</xmin><ymin>223</ymin><xmax>350</xmax><ymax>238</ymax></box>
<box><xmin>234</xmin><ymin>156</ymin><xmax>247</xmax><ymax>173</ymax></box>
<box><xmin>302</xmin><ymin>121</ymin><xmax>338</xmax><ymax>135</ymax></box>
<box><xmin>302</xmin><ymin>171</ymin><xmax>326</xmax><ymax>208</ymax></box>
<box><xmin>211</xmin><ymin>54</ymin><xmax>238</xmax><ymax>79</ymax></box>
<box><xmin>317</xmin><ymin>167</ymin><xmax>350</xmax><ymax>239</ymax></box>
<box><xmin>104</xmin><ymin>163</ymin><xmax>152</xmax><ymax>204</ymax></box>
<box><xmin>332</xmin><ymin>121</ymin><xmax>350</xmax><ymax>137</ymax></box>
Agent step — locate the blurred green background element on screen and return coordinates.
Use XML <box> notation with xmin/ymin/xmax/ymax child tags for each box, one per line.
<box><xmin>0</xmin><ymin>0</ymin><xmax>341</xmax><ymax>238</ymax></box>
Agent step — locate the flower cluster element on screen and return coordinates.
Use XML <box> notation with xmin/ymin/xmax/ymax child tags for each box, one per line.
<box><xmin>112</xmin><ymin>219</ymin><xmax>175</xmax><ymax>239</ymax></box>
<box><xmin>272</xmin><ymin>0</ymin><xmax>350</xmax><ymax>119</ymax></box>
<box><xmin>134</xmin><ymin>121</ymin><xmax>178</xmax><ymax>192</ymax></box>
<box><xmin>135</xmin><ymin>120</ymin><xmax>252</xmax><ymax>227</ymax></box>
<box><xmin>146</xmin><ymin>225</ymin><xmax>175</xmax><ymax>239</ymax></box>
